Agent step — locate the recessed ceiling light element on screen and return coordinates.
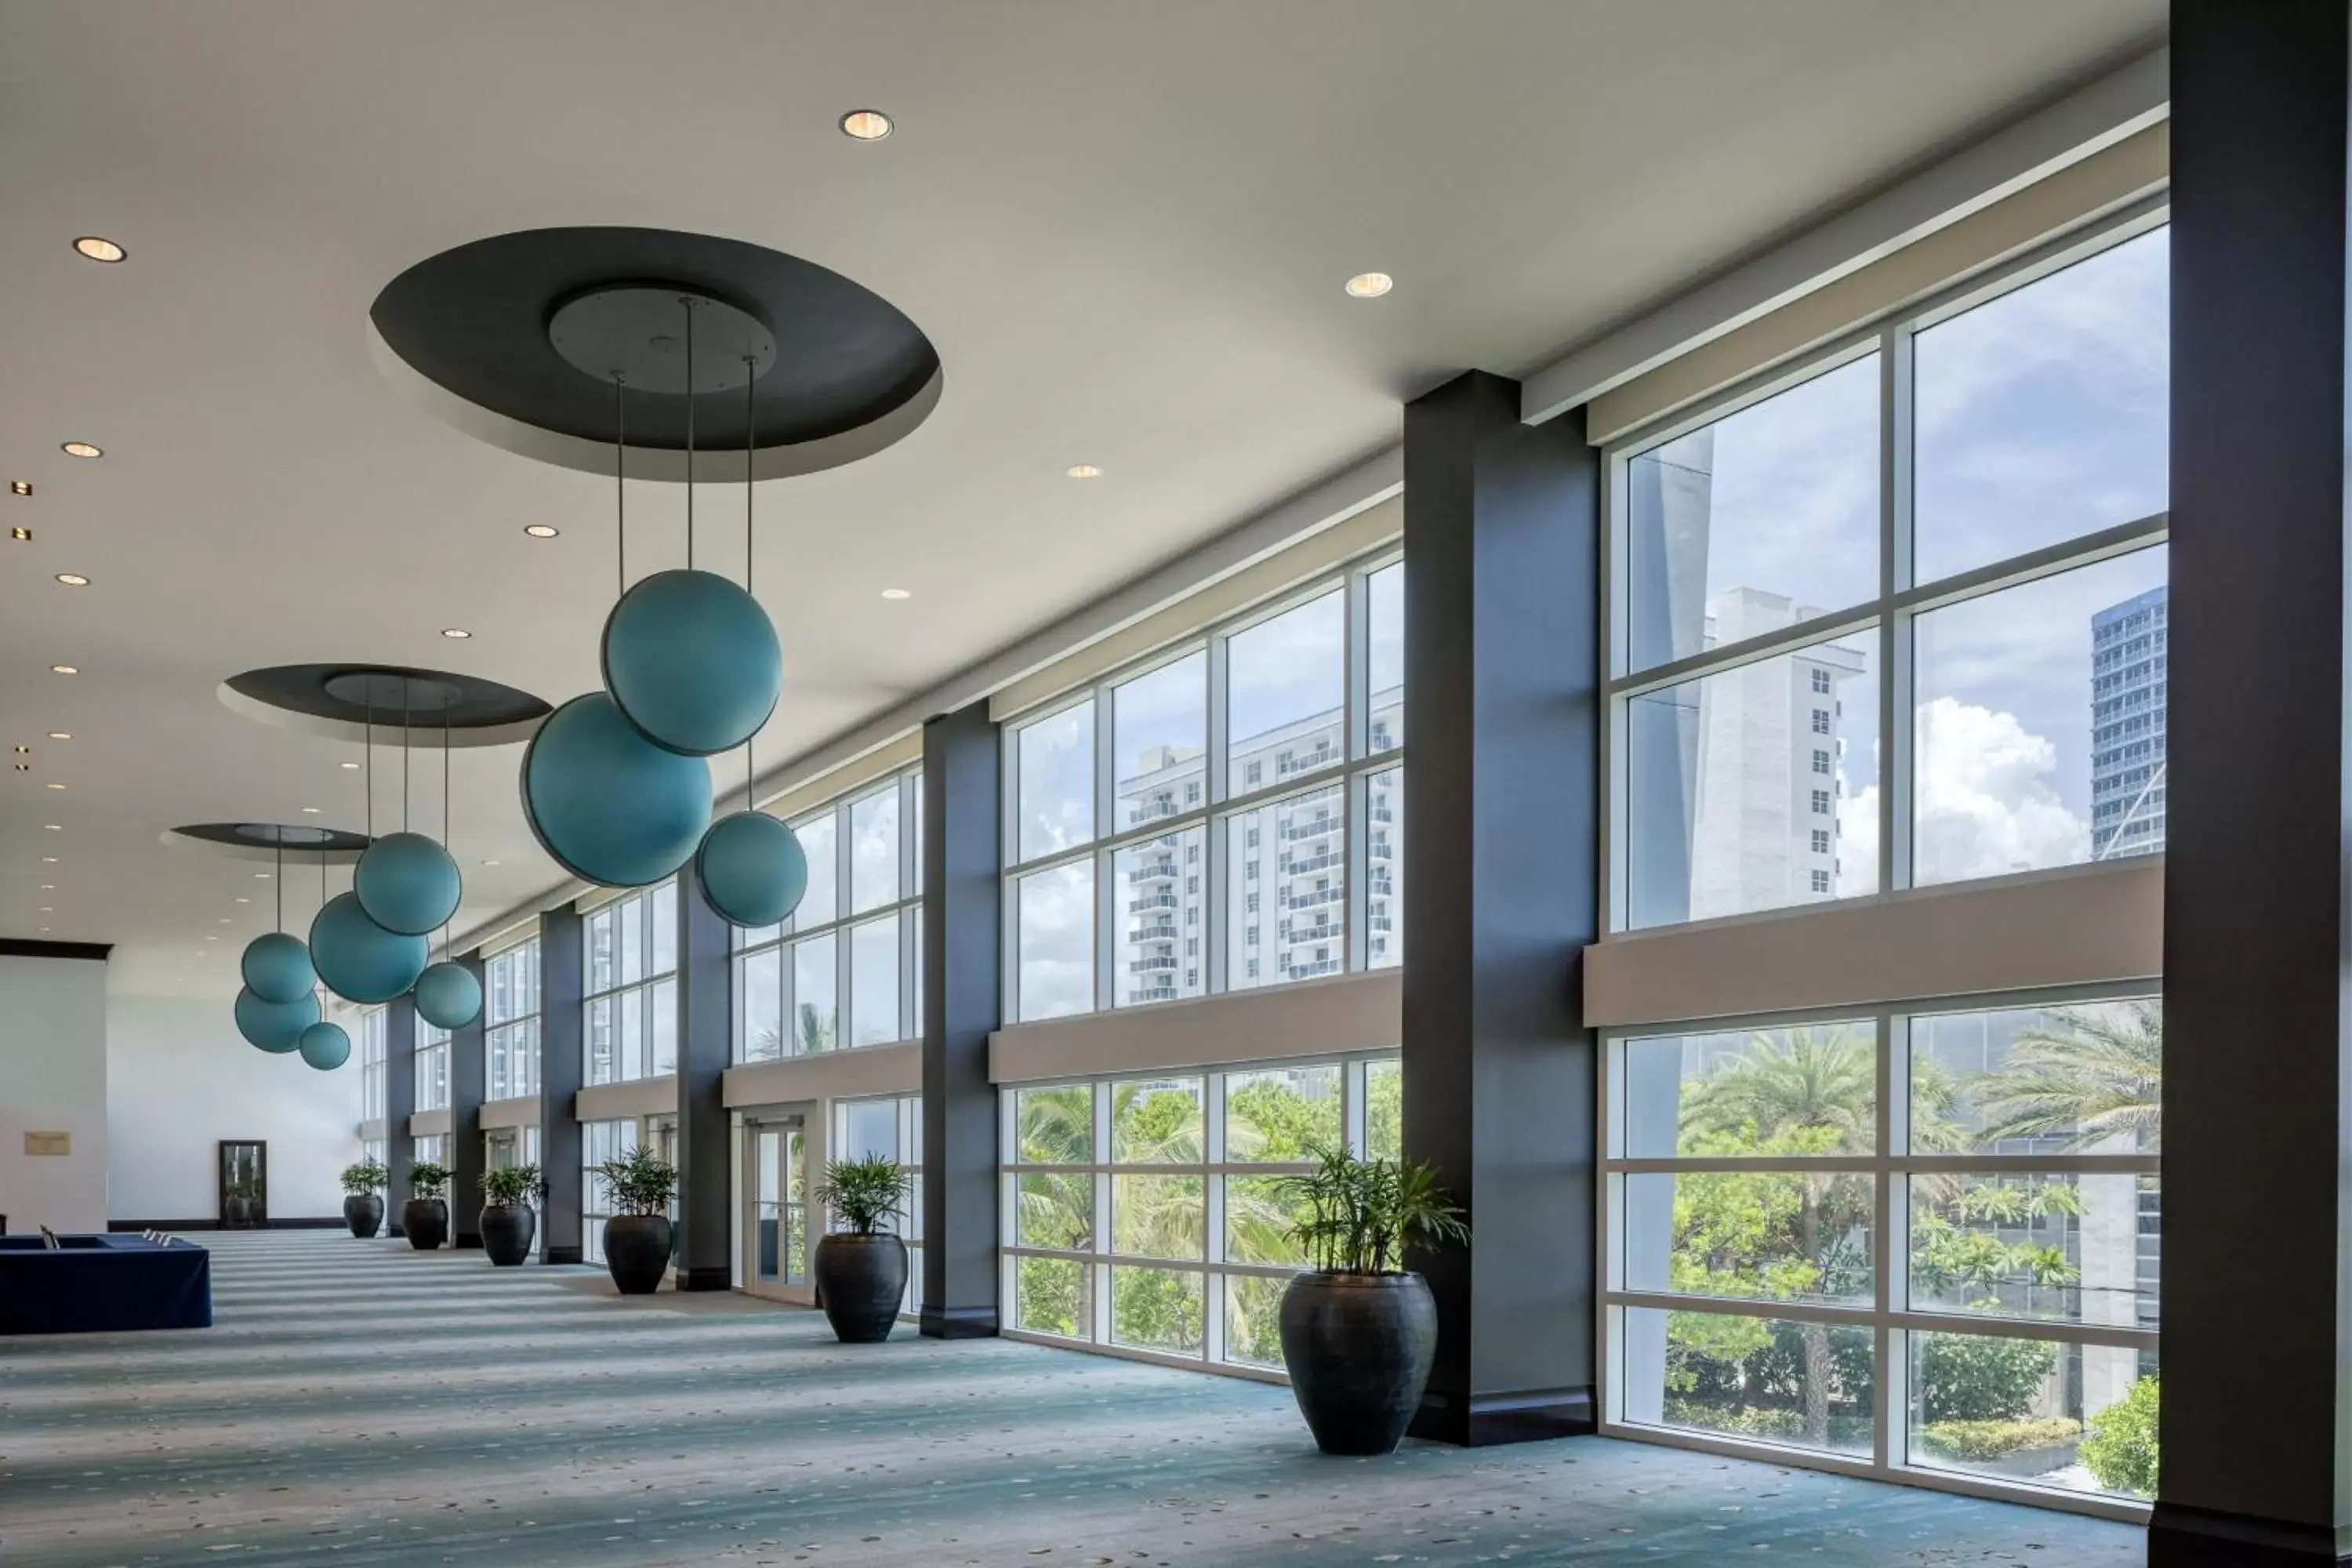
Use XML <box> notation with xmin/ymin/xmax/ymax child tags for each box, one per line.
<box><xmin>254</xmin><ymin>871</ymin><xmax>270</xmax><ymax>879</ymax></box>
<box><xmin>38</xmin><ymin>907</ymin><xmax>51</xmax><ymax>913</ymax></box>
<box><xmin>205</xmin><ymin>935</ymin><xmax>218</xmax><ymax>942</ymax></box>
<box><xmin>339</xmin><ymin>760</ymin><xmax>361</xmax><ymax>770</ymax></box>
<box><xmin>441</xmin><ymin>627</ymin><xmax>471</xmax><ymax>639</ymax></box>
<box><xmin>60</xmin><ymin>442</ymin><xmax>101</xmax><ymax>460</ymax></box>
<box><xmin>880</xmin><ymin>587</ymin><xmax>912</xmax><ymax>601</ymax></box>
<box><xmin>73</xmin><ymin>236</ymin><xmax>125</xmax><ymax>264</ymax></box>
<box><xmin>44</xmin><ymin>782</ymin><xmax>64</xmax><ymax>791</ymax></box>
<box><xmin>10</xmin><ymin>746</ymin><xmax>24</xmax><ymax>755</ymax></box>
<box><xmin>38</xmin><ymin>927</ymin><xmax>49</xmax><ymax>935</ymax></box>
<box><xmin>300</xmin><ymin>805</ymin><xmax>321</xmax><ymax>814</ymax></box>
<box><xmin>840</xmin><ymin>108</ymin><xmax>893</xmax><ymax>141</ymax></box>
<box><xmin>216</xmin><ymin>917</ymin><xmax>230</xmax><ymax>924</ymax></box>
<box><xmin>42</xmin><ymin>824</ymin><xmax>61</xmax><ymax>831</ymax></box>
<box><xmin>234</xmin><ymin>896</ymin><xmax>249</xmax><ymax>903</ymax></box>
<box><xmin>39</xmin><ymin>884</ymin><xmax>53</xmax><ymax>891</ymax></box>
<box><xmin>10</xmin><ymin>527</ymin><xmax>31</xmax><ymax>542</ymax></box>
<box><xmin>524</xmin><ymin>524</ymin><xmax>560</xmax><ymax>539</ymax></box>
<box><xmin>54</xmin><ymin>573</ymin><xmax>88</xmax><ymax>587</ymax></box>
<box><xmin>481</xmin><ymin>858</ymin><xmax>500</xmax><ymax>867</ymax></box>
<box><xmin>1345</xmin><ymin>272</ymin><xmax>1395</xmax><ymax>299</ymax></box>
<box><xmin>9</xmin><ymin>481</ymin><xmax>28</xmax><ymax>497</ymax></box>
<box><xmin>1065</xmin><ymin>464</ymin><xmax>1102</xmax><ymax>480</ymax></box>
<box><xmin>49</xmin><ymin>665</ymin><xmax>77</xmax><ymax>676</ymax></box>
<box><xmin>46</xmin><ymin>732</ymin><xmax>70</xmax><ymax>741</ymax></box>
<box><xmin>39</xmin><ymin>855</ymin><xmax>56</xmax><ymax>863</ymax></box>
<box><xmin>11</xmin><ymin>763</ymin><xmax>27</xmax><ymax>773</ymax></box>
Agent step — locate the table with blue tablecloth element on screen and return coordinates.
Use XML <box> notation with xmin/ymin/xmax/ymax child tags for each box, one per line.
<box><xmin>0</xmin><ymin>1233</ymin><xmax>212</xmax><ymax>1334</ymax></box>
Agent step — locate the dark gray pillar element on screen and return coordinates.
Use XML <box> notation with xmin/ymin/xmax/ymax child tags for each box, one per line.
<box><xmin>448</xmin><ymin>950</ymin><xmax>488</xmax><ymax>1248</ymax></box>
<box><xmin>1400</xmin><ymin>370</ymin><xmax>1598</xmax><ymax>1446</ymax></box>
<box><xmin>2155</xmin><ymin>8</ymin><xmax>2352</xmax><ymax>1563</ymax></box>
<box><xmin>539</xmin><ymin>906</ymin><xmax>586</xmax><ymax>1265</ymax></box>
<box><xmin>677</xmin><ymin>870</ymin><xmax>732</xmax><ymax>1290</ymax></box>
<box><xmin>920</xmin><ymin>701</ymin><xmax>1002</xmax><ymax>1338</ymax></box>
<box><xmin>382</xmin><ymin>996</ymin><xmax>417</xmax><ymax>1237</ymax></box>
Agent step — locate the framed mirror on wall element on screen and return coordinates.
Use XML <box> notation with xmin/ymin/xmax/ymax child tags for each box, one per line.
<box><xmin>218</xmin><ymin>1140</ymin><xmax>267</xmax><ymax>1229</ymax></box>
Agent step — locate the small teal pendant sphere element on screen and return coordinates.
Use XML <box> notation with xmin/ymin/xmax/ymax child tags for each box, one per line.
<box><xmin>309</xmin><ymin>891</ymin><xmax>429</xmax><ymax>1004</ymax></box>
<box><xmin>355</xmin><ymin>831</ymin><xmax>463</xmax><ymax>937</ymax></box>
<box><xmin>521</xmin><ymin>692</ymin><xmax>712</xmax><ymax>887</ymax></box>
<box><xmin>236</xmin><ymin>985</ymin><xmax>319</xmax><ymax>1054</ymax></box>
<box><xmin>240</xmin><ymin>931</ymin><xmax>316</xmax><ymax>1006</ymax></box>
<box><xmin>414</xmin><ymin>960</ymin><xmax>482</xmax><ymax>1031</ymax></box>
<box><xmin>601</xmin><ymin>568</ymin><xmax>781</xmax><ymax>757</ymax></box>
<box><xmin>298</xmin><ymin>1020</ymin><xmax>351</xmax><ymax>1071</ymax></box>
<box><xmin>696</xmin><ymin>811</ymin><xmax>809</xmax><ymax>928</ymax></box>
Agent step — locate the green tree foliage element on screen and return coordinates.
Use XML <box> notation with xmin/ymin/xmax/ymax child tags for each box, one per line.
<box><xmin>815</xmin><ymin>1156</ymin><xmax>907</xmax><ymax>1235</ymax></box>
<box><xmin>339</xmin><ymin>1160</ymin><xmax>388</xmax><ymax>1195</ymax></box>
<box><xmin>479</xmin><ymin>1163</ymin><xmax>542</xmax><ymax>1206</ymax></box>
<box><xmin>407</xmin><ymin>1162</ymin><xmax>453</xmax><ymax>1200</ymax></box>
<box><xmin>593</xmin><ymin>1146</ymin><xmax>677</xmax><ymax>1214</ymax></box>
<box><xmin>1972</xmin><ymin>1002</ymin><xmax>2161</xmax><ymax>1151</ymax></box>
<box><xmin>2079</xmin><ymin>1373</ymin><xmax>2160</xmax><ymax>1496</ymax></box>
<box><xmin>1915</xmin><ymin>1331</ymin><xmax>2058</xmax><ymax>1424</ymax></box>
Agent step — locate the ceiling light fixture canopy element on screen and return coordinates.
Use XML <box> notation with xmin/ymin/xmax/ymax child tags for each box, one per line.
<box><xmin>73</xmin><ymin>236</ymin><xmax>125</xmax><ymax>263</ymax></box>
<box><xmin>55</xmin><ymin>574</ymin><xmax>88</xmax><ymax>587</ymax></box>
<box><xmin>1065</xmin><ymin>464</ymin><xmax>1102</xmax><ymax>479</ymax></box>
<box><xmin>524</xmin><ymin>524</ymin><xmax>560</xmax><ymax>539</ymax></box>
<box><xmin>1345</xmin><ymin>272</ymin><xmax>1395</xmax><ymax>298</ymax></box>
<box><xmin>839</xmin><ymin>109</ymin><xmax>893</xmax><ymax>140</ymax></box>
<box><xmin>60</xmin><ymin>442</ymin><xmax>101</xmax><ymax>459</ymax></box>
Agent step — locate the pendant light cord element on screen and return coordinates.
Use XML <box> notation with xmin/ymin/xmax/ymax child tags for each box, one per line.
<box><xmin>401</xmin><ymin>684</ymin><xmax>411</xmax><ymax>832</ymax></box>
<box><xmin>364</xmin><ymin>695</ymin><xmax>374</xmax><ymax>840</ymax></box>
<box><xmin>275</xmin><ymin>840</ymin><xmax>283</xmax><ymax>931</ymax></box>
<box><xmin>614</xmin><ymin>373</ymin><xmax>627</xmax><ymax>597</ymax></box>
<box><xmin>684</xmin><ymin>296</ymin><xmax>697</xmax><ymax>572</ymax></box>
<box><xmin>745</xmin><ymin>361</ymin><xmax>757</xmax><ymax>812</ymax></box>
<box><xmin>442</xmin><ymin>708</ymin><xmax>452</xmax><ymax>965</ymax></box>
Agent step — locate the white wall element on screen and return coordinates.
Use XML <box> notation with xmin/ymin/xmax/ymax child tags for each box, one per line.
<box><xmin>106</xmin><ymin>993</ymin><xmax>363</xmax><ymax>1222</ymax></box>
<box><xmin>0</xmin><ymin>953</ymin><xmax>111</xmax><ymax>1232</ymax></box>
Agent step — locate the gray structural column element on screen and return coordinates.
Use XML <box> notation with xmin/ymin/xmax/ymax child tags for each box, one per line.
<box><xmin>920</xmin><ymin>700</ymin><xmax>1003</xmax><ymax>1338</ymax></box>
<box><xmin>448</xmin><ymin>950</ymin><xmax>488</xmax><ymax>1248</ymax></box>
<box><xmin>676</xmin><ymin>869</ymin><xmax>732</xmax><ymax>1290</ymax></box>
<box><xmin>382</xmin><ymin>996</ymin><xmax>418</xmax><ymax>1237</ymax></box>
<box><xmin>539</xmin><ymin>906</ymin><xmax>586</xmax><ymax>1265</ymax></box>
<box><xmin>1401</xmin><ymin>370</ymin><xmax>1599</xmax><ymax>1446</ymax></box>
<box><xmin>2156</xmin><ymin>6</ymin><xmax>2352</xmax><ymax>1563</ymax></box>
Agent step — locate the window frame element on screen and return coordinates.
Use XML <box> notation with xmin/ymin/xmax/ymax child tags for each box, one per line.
<box><xmin>581</xmin><ymin>879</ymin><xmax>679</xmax><ymax>1085</ymax></box>
<box><xmin>359</xmin><ymin>1007</ymin><xmax>387</xmax><ymax>1124</ymax></box>
<box><xmin>484</xmin><ymin>937</ymin><xmax>541</xmax><ymax>1103</ymax></box>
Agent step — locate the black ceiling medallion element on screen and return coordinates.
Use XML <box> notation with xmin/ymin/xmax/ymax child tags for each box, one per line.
<box><xmin>217</xmin><ymin>664</ymin><xmax>550</xmax><ymax>747</ymax></box>
<box><xmin>368</xmin><ymin>227</ymin><xmax>943</xmax><ymax>481</ymax></box>
<box><xmin>168</xmin><ymin>822</ymin><xmax>373</xmax><ymax>862</ymax></box>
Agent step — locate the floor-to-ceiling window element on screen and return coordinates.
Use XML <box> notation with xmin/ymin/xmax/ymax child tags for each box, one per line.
<box><xmin>414</xmin><ymin>1020</ymin><xmax>450</xmax><ymax>1113</ymax></box>
<box><xmin>733</xmin><ymin>768</ymin><xmax>923</xmax><ymax>1062</ymax></box>
<box><xmin>485</xmin><ymin>938</ymin><xmax>541</xmax><ymax>1102</ymax></box>
<box><xmin>359</xmin><ymin>1007</ymin><xmax>387</xmax><ymax>1126</ymax></box>
<box><xmin>1000</xmin><ymin>1053</ymin><xmax>1399</xmax><ymax>1376</ymax></box>
<box><xmin>583</xmin><ymin>881</ymin><xmax>677</xmax><ymax>1084</ymax></box>
<box><xmin>1001</xmin><ymin>550</ymin><xmax>1403</xmax><ymax>1022</ymax></box>
<box><xmin>834</xmin><ymin>1094</ymin><xmax>924</xmax><ymax>1315</ymax></box>
<box><xmin>580</xmin><ymin>1119</ymin><xmax>630</xmax><ymax>1265</ymax></box>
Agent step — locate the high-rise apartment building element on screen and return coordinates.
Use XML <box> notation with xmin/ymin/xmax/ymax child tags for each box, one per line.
<box><xmin>2090</xmin><ymin>584</ymin><xmax>2167</xmax><ymax>859</ymax></box>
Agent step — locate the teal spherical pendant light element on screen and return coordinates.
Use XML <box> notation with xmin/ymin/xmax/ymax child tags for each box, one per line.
<box><xmin>696</xmin><ymin>811</ymin><xmax>808</xmax><ymax>928</ymax></box>
<box><xmin>236</xmin><ymin>985</ymin><xmax>318</xmax><ymax>1054</ymax></box>
<box><xmin>415</xmin><ymin>959</ymin><xmax>482</xmax><ymax>1031</ymax></box>
<box><xmin>355</xmin><ymin>832</ymin><xmax>462</xmax><ymax>937</ymax></box>
<box><xmin>602</xmin><ymin>568</ymin><xmax>781</xmax><ymax>756</ymax></box>
<box><xmin>297</xmin><ymin>1019</ymin><xmax>351</xmax><ymax>1070</ymax></box>
<box><xmin>240</xmin><ymin>931</ymin><xmax>314</xmax><ymax>1005</ymax></box>
<box><xmin>310</xmin><ymin>891</ymin><xmax>428</xmax><ymax>1004</ymax></box>
<box><xmin>522</xmin><ymin>692</ymin><xmax>711</xmax><ymax>887</ymax></box>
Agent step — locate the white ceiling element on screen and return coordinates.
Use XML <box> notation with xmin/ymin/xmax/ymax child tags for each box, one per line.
<box><xmin>0</xmin><ymin>0</ymin><xmax>2164</xmax><ymax>998</ymax></box>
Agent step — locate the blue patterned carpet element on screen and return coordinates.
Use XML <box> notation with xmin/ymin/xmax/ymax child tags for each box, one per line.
<box><xmin>0</xmin><ymin>1231</ymin><xmax>2145</xmax><ymax>1566</ymax></box>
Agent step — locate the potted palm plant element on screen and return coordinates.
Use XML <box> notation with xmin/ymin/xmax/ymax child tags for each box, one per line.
<box><xmin>593</xmin><ymin>1145</ymin><xmax>677</xmax><ymax>1294</ymax></box>
<box><xmin>403</xmin><ymin>1162</ymin><xmax>453</xmax><ymax>1251</ymax></box>
<box><xmin>478</xmin><ymin>1163</ymin><xmax>541</xmax><ymax>1267</ymax></box>
<box><xmin>339</xmin><ymin>1160</ymin><xmax>388</xmax><ymax>1238</ymax></box>
<box><xmin>811</xmin><ymin>1155</ymin><xmax>911</xmax><ymax>1342</ymax></box>
<box><xmin>1271</xmin><ymin>1145</ymin><xmax>1469</xmax><ymax>1456</ymax></box>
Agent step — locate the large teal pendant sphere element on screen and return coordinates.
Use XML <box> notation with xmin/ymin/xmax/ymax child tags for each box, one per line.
<box><xmin>298</xmin><ymin>1020</ymin><xmax>351</xmax><ymax>1070</ymax></box>
<box><xmin>309</xmin><ymin>891</ymin><xmax>429</xmax><ymax>1004</ymax></box>
<box><xmin>601</xmin><ymin>568</ymin><xmax>781</xmax><ymax>757</ymax></box>
<box><xmin>240</xmin><ymin>931</ymin><xmax>316</xmax><ymax>1006</ymax></box>
<box><xmin>521</xmin><ymin>692</ymin><xmax>712</xmax><ymax>887</ymax></box>
<box><xmin>355</xmin><ymin>831</ymin><xmax>463</xmax><ymax>937</ymax></box>
<box><xmin>696</xmin><ymin>811</ymin><xmax>809</xmax><ymax>928</ymax></box>
<box><xmin>236</xmin><ymin>985</ymin><xmax>319</xmax><ymax>1054</ymax></box>
<box><xmin>414</xmin><ymin>960</ymin><xmax>482</xmax><ymax>1031</ymax></box>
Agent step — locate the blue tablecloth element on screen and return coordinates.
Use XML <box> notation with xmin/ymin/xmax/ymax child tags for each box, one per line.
<box><xmin>0</xmin><ymin>1234</ymin><xmax>212</xmax><ymax>1334</ymax></box>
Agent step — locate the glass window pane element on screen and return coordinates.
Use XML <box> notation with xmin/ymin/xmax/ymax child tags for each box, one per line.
<box><xmin>1225</xmin><ymin>1174</ymin><xmax>1310</xmax><ymax>1265</ymax></box>
<box><xmin>1908</xmin><ymin>1173</ymin><xmax>2156</xmax><ymax>1330</ymax></box>
<box><xmin>1014</xmin><ymin>1256</ymin><xmax>1091</xmax><ymax>1339</ymax></box>
<box><xmin>794</xmin><ymin>811</ymin><xmax>838</xmax><ymax>930</ymax></box>
<box><xmin>1622</xmin><ymin>1023</ymin><xmax>1878</xmax><ymax>1159</ymax></box>
<box><xmin>910</xmin><ymin>772</ymin><xmax>924</xmax><ymax>896</ymax></box>
<box><xmin>1224</xmin><ymin>1065</ymin><xmax>1341</xmax><ymax>1161</ymax></box>
<box><xmin>1112</xmin><ymin>1174</ymin><xmax>1203</xmax><ymax>1261</ymax></box>
<box><xmin>1915</xmin><ymin>229</ymin><xmax>2169</xmax><ymax>584</ymax></box>
<box><xmin>1627</xmin><ymin>355</ymin><xmax>1880</xmax><ymax>672</ymax></box>
<box><xmin>1366</xmin><ymin>766</ymin><xmax>1402</xmax><ymax>971</ymax></box>
<box><xmin>1113</xmin><ymin>652</ymin><xmax>1206</xmax><ymax>828</ymax></box>
<box><xmin>649</xmin><ymin>978</ymin><xmax>677</xmax><ymax>1076</ymax></box>
<box><xmin>1621</xmin><ymin>1171</ymin><xmax>1875</xmax><ymax>1306</ymax></box>
<box><xmin>848</xmin><ymin>914</ymin><xmax>899</xmax><ymax>1047</ymax></box>
<box><xmin>839</xmin><ymin>1100</ymin><xmax>899</xmax><ymax>1163</ymax></box>
<box><xmin>791</xmin><ymin>935</ymin><xmax>837</xmax><ymax>1054</ymax></box>
<box><xmin>1618</xmin><ymin>1306</ymin><xmax>1875</xmax><ymax>1456</ymax></box>
<box><xmin>1909</xmin><ymin>999</ymin><xmax>2161</xmax><ymax>1155</ymax></box>
<box><xmin>1113</xmin><ymin>829</ymin><xmax>1201</xmax><ymax>1008</ymax></box>
<box><xmin>586</xmin><ymin>996</ymin><xmax>613</xmax><ymax>1084</ymax></box>
<box><xmin>1908</xmin><ymin>1333</ymin><xmax>2158</xmax><ymax>1501</ymax></box>
<box><xmin>1225</xmin><ymin>782</ymin><xmax>1345</xmax><ymax>990</ymax></box>
<box><xmin>620</xmin><ymin>985</ymin><xmax>645</xmax><ymax>1077</ymax></box>
<box><xmin>1018</xmin><ymin>701</ymin><xmax>1094</xmax><ymax>862</ymax></box>
<box><xmin>1014</xmin><ymin>1084</ymin><xmax>1093</xmax><ymax>1163</ymax></box>
<box><xmin>1016</xmin><ymin>861</ymin><xmax>1094</xmax><ymax>1022</ymax></box>
<box><xmin>619</xmin><ymin>894</ymin><xmax>645</xmax><ymax>985</ymax></box>
<box><xmin>1224</xmin><ymin>1274</ymin><xmax>1289</xmax><ymax>1370</ymax></box>
<box><xmin>1110</xmin><ymin>1265</ymin><xmax>1204</xmax><ymax>1355</ymax></box>
<box><xmin>1368</xmin><ymin>563</ymin><xmax>1403</xmax><ymax>754</ymax></box>
<box><xmin>586</xmin><ymin>909</ymin><xmax>615</xmax><ymax>993</ymax></box>
<box><xmin>849</xmin><ymin>787</ymin><xmax>899</xmax><ymax>914</ymax></box>
<box><xmin>1110</xmin><ymin>1077</ymin><xmax>1203</xmax><ymax>1163</ymax></box>
<box><xmin>1912</xmin><ymin>547</ymin><xmax>2167</xmax><ymax>885</ymax></box>
<box><xmin>1627</xmin><ymin>629</ymin><xmax>1878</xmax><ymax>930</ymax></box>
<box><xmin>1225</xmin><ymin>590</ymin><xmax>1345</xmax><ymax>793</ymax></box>
<box><xmin>739</xmin><ymin>945</ymin><xmax>780</xmax><ymax>1062</ymax></box>
<box><xmin>1016</xmin><ymin>1173</ymin><xmax>1093</xmax><ymax>1249</ymax></box>
<box><xmin>1363</xmin><ymin>1060</ymin><xmax>1403</xmax><ymax>1161</ymax></box>
<box><xmin>650</xmin><ymin>881</ymin><xmax>677</xmax><ymax>977</ymax></box>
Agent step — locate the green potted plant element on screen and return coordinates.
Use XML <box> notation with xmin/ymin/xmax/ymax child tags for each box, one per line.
<box><xmin>478</xmin><ymin>1163</ymin><xmax>542</xmax><ymax>1267</ymax></box>
<box><xmin>339</xmin><ymin>1160</ymin><xmax>388</xmax><ymax>1238</ymax></box>
<box><xmin>593</xmin><ymin>1146</ymin><xmax>677</xmax><ymax>1294</ymax></box>
<box><xmin>1270</xmin><ymin>1145</ymin><xmax>1469</xmax><ymax>1455</ymax></box>
<box><xmin>811</xmin><ymin>1156</ymin><xmax>911</xmax><ymax>1342</ymax></box>
<box><xmin>403</xmin><ymin>1162</ymin><xmax>453</xmax><ymax>1250</ymax></box>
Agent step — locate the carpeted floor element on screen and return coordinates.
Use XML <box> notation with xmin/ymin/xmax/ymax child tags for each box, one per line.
<box><xmin>0</xmin><ymin>1230</ymin><xmax>2144</xmax><ymax>1566</ymax></box>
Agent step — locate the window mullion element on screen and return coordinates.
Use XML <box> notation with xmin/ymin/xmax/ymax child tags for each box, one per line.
<box><xmin>1882</xmin><ymin>323</ymin><xmax>1914</xmax><ymax>897</ymax></box>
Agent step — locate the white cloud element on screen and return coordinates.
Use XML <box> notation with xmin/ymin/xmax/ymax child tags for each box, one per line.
<box><xmin>1907</xmin><ymin>698</ymin><xmax>2089</xmax><ymax>883</ymax></box>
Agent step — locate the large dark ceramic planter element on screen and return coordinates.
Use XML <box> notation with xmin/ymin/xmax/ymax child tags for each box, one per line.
<box><xmin>813</xmin><ymin>1232</ymin><xmax>907</xmax><ymax>1342</ymax></box>
<box><xmin>343</xmin><ymin>1192</ymin><xmax>384</xmax><ymax>1239</ymax></box>
<box><xmin>481</xmin><ymin>1202</ymin><xmax>536</xmax><ymax>1266</ymax></box>
<box><xmin>602</xmin><ymin>1214</ymin><xmax>673</xmax><ymax>1294</ymax></box>
<box><xmin>402</xmin><ymin>1196</ymin><xmax>450</xmax><ymax>1251</ymax></box>
<box><xmin>1279</xmin><ymin>1271</ymin><xmax>1439</xmax><ymax>1456</ymax></box>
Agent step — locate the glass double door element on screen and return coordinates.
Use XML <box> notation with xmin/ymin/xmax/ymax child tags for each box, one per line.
<box><xmin>743</xmin><ymin>1112</ymin><xmax>814</xmax><ymax>1305</ymax></box>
